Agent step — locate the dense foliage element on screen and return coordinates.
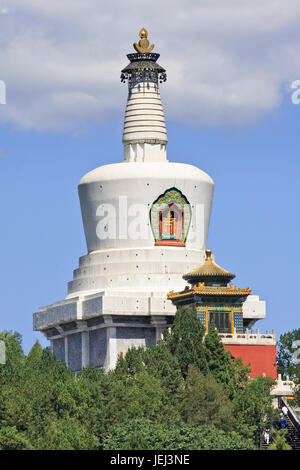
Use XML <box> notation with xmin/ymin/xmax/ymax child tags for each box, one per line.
<box><xmin>0</xmin><ymin>308</ymin><xmax>279</xmax><ymax>450</ymax></box>
<box><xmin>277</xmin><ymin>328</ymin><xmax>300</xmax><ymax>378</ymax></box>
<box><xmin>276</xmin><ymin>328</ymin><xmax>300</xmax><ymax>408</ymax></box>
<box><xmin>268</xmin><ymin>429</ymin><xmax>292</xmax><ymax>450</ymax></box>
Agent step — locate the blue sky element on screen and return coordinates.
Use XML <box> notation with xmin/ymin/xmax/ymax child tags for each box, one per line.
<box><xmin>0</xmin><ymin>1</ymin><xmax>300</xmax><ymax>353</ymax></box>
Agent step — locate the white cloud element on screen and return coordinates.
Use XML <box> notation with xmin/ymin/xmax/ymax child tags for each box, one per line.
<box><xmin>0</xmin><ymin>0</ymin><xmax>299</xmax><ymax>131</ymax></box>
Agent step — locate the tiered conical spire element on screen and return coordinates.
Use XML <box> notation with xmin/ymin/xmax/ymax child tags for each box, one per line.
<box><xmin>121</xmin><ymin>29</ymin><xmax>168</xmax><ymax>162</ymax></box>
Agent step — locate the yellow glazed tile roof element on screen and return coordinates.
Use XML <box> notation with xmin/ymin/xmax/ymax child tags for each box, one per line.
<box><xmin>183</xmin><ymin>250</ymin><xmax>235</xmax><ymax>282</ymax></box>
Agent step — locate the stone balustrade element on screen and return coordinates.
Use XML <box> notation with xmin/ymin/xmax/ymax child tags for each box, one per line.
<box><xmin>219</xmin><ymin>328</ymin><xmax>276</xmax><ymax>345</ymax></box>
<box><xmin>271</xmin><ymin>374</ymin><xmax>296</xmax><ymax>397</ymax></box>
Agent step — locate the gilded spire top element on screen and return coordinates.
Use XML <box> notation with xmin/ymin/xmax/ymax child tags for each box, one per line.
<box><xmin>133</xmin><ymin>28</ymin><xmax>155</xmax><ymax>54</ymax></box>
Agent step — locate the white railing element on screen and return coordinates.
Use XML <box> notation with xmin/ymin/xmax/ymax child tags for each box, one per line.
<box><xmin>271</xmin><ymin>374</ymin><xmax>296</xmax><ymax>397</ymax></box>
<box><xmin>219</xmin><ymin>328</ymin><xmax>276</xmax><ymax>344</ymax></box>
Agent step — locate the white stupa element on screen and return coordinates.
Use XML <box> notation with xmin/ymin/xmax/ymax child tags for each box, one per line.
<box><xmin>33</xmin><ymin>30</ymin><xmax>264</xmax><ymax>371</ymax></box>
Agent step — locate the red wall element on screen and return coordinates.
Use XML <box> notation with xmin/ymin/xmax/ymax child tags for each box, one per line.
<box><xmin>224</xmin><ymin>344</ymin><xmax>277</xmax><ymax>379</ymax></box>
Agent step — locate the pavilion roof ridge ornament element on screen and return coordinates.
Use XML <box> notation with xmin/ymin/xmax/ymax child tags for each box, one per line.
<box><xmin>182</xmin><ymin>249</ymin><xmax>236</xmax><ymax>283</ymax></box>
<box><xmin>133</xmin><ymin>28</ymin><xmax>155</xmax><ymax>54</ymax></box>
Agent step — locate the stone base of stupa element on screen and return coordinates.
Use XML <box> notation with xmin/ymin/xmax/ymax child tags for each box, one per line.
<box><xmin>33</xmin><ymin>246</ymin><xmax>202</xmax><ymax>371</ymax></box>
<box><xmin>33</xmin><ymin>248</ymin><xmax>266</xmax><ymax>371</ymax></box>
<box><xmin>34</xmin><ymin>293</ymin><xmax>175</xmax><ymax>372</ymax></box>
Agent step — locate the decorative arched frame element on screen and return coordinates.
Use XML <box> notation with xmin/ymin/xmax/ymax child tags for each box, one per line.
<box><xmin>150</xmin><ymin>188</ymin><xmax>192</xmax><ymax>247</ymax></box>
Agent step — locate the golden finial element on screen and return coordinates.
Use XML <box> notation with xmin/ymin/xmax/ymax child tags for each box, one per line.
<box><xmin>205</xmin><ymin>249</ymin><xmax>212</xmax><ymax>259</ymax></box>
<box><xmin>133</xmin><ymin>28</ymin><xmax>155</xmax><ymax>53</ymax></box>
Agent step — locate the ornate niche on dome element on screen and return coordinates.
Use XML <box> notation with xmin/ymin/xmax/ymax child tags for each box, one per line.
<box><xmin>150</xmin><ymin>188</ymin><xmax>191</xmax><ymax>247</ymax></box>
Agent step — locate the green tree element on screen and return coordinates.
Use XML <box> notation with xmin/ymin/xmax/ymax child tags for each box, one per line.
<box><xmin>0</xmin><ymin>327</ymin><xmax>280</xmax><ymax>451</ymax></box>
<box><xmin>115</xmin><ymin>344</ymin><xmax>183</xmax><ymax>424</ymax></box>
<box><xmin>5</xmin><ymin>342</ymin><xmax>73</xmax><ymax>434</ymax></box>
<box><xmin>183</xmin><ymin>365</ymin><xmax>234</xmax><ymax>431</ymax></box>
<box><xmin>292</xmin><ymin>363</ymin><xmax>300</xmax><ymax>406</ymax></box>
<box><xmin>0</xmin><ymin>332</ymin><xmax>27</xmax><ymax>431</ymax></box>
<box><xmin>204</xmin><ymin>323</ymin><xmax>250</xmax><ymax>398</ymax></box>
<box><xmin>277</xmin><ymin>328</ymin><xmax>300</xmax><ymax>378</ymax></box>
<box><xmin>162</xmin><ymin>306</ymin><xmax>208</xmax><ymax>377</ymax></box>
<box><xmin>115</xmin><ymin>345</ymin><xmax>145</xmax><ymax>378</ymax></box>
<box><xmin>33</xmin><ymin>418</ymin><xmax>100</xmax><ymax>450</ymax></box>
<box><xmin>0</xmin><ymin>336</ymin><xmax>101</xmax><ymax>449</ymax></box>
<box><xmin>103</xmin><ymin>418</ymin><xmax>255</xmax><ymax>450</ymax></box>
<box><xmin>268</xmin><ymin>429</ymin><xmax>292</xmax><ymax>450</ymax></box>
<box><xmin>233</xmin><ymin>376</ymin><xmax>277</xmax><ymax>445</ymax></box>
<box><xmin>115</xmin><ymin>344</ymin><xmax>182</xmax><ymax>395</ymax></box>
<box><xmin>0</xmin><ymin>426</ymin><xmax>33</xmax><ymax>450</ymax></box>
<box><xmin>124</xmin><ymin>371</ymin><xmax>165</xmax><ymax>419</ymax></box>
<box><xmin>141</xmin><ymin>344</ymin><xmax>183</xmax><ymax>393</ymax></box>
<box><xmin>0</xmin><ymin>331</ymin><xmax>25</xmax><ymax>386</ymax></box>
